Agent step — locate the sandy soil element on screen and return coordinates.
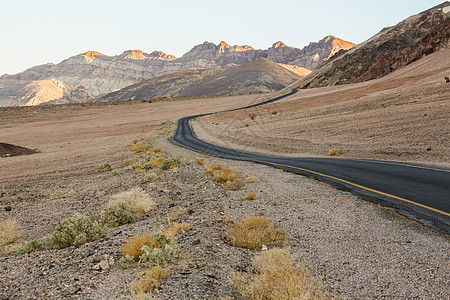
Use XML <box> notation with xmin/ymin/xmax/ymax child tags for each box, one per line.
<box><xmin>193</xmin><ymin>49</ymin><xmax>450</xmax><ymax>168</ymax></box>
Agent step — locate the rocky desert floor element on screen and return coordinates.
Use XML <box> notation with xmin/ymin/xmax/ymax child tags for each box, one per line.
<box><xmin>0</xmin><ymin>59</ymin><xmax>449</xmax><ymax>299</ymax></box>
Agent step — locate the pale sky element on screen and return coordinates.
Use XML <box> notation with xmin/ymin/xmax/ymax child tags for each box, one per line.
<box><xmin>0</xmin><ymin>0</ymin><xmax>445</xmax><ymax>75</ymax></box>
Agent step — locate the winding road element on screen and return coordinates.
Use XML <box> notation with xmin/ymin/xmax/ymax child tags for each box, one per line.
<box><xmin>169</xmin><ymin>91</ymin><xmax>450</xmax><ymax>234</ymax></box>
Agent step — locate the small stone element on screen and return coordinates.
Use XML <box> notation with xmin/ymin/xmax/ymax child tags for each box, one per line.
<box><xmin>426</xmin><ymin>147</ymin><xmax>432</xmax><ymax>151</ymax></box>
<box><xmin>4</xmin><ymin>206</ymin><xmax>12</xmax><ymax>211</ymax></box>
<box><xmin>192</xmin><ymin>239</ymin><xmax>201</xmax><ymax>245</ymax></box>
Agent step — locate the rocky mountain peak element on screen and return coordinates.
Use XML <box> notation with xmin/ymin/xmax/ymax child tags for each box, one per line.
<box><xmin>272</xmin><ymin>41</ymin><xmax>288</xmax><ymax>48</ymax></box>
<box><xmin>148</xmin><ymin>51</ymin><xmax>176</xmax><ymax>60</ymax></box>
<box><xmin>122</xmin><ymin>50</ymin><xmax>147</xmax><ymax>60</ymax></box>
<box><xmin>83</xmin><ymin>51</ymin><xmax>108</xmax><ymax>63</ymax></box>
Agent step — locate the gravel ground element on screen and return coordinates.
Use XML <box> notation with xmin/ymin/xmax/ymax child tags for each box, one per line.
<box><xmin>0</xmin><ymin>126</ymin><xmax>448</xmax><ymax>299</ymax></box>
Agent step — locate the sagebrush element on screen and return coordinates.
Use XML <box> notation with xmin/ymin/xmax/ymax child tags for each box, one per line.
<box><xmin>0</xmin><ymin>219</ymin><xmax>22</xmax><ymax>246</ymax></box>
<box><xmin>102</xmin><ymin>201</ymin><xmax>137</xmax><ymax>227</ymax></box>
<box><xmin>229</xmin><ymin>216</ymin><xmax>288</xmax><ymax>250</ymax></box>
<box><xmin>50</xmin><ymin>213</ymin><xmax>107</xmax><ymax>249</ymax></box>
<box><xmin>110</xmin><ymin>187</ymin><xmax>155</xmax><ymax>213</ymax></box>
<box><xmin>231</xmin><ymin>248</ymin><xmax>330</xmax><ymax>299</ymax></box>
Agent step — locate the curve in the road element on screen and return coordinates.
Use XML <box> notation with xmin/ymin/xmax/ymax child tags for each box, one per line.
<box><xmin>169</xmin><ymin>90</ymin><xmax>450</xmax><ymax>234</ymax></box>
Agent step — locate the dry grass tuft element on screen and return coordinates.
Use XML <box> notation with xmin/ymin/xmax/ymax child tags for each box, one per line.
<box><xmin>150</xmin><ymin>147</ymin><xmax>164</xmax><ymax>155</ymax></box>
<box><xmin>329</xmin><ymin>148</ymin><xmax>341</xmax><ymax>156</ymax></box>
<box><xmin>149</xmin><ymin>156</ymin><xmax>165</xmax><ymax>167</ymax></box>
<box><xmin>110</xmin><ymin>187</ymin><xmax>155</xmax><ymax>213</ymax></box>
<box><xmin>206</xmin><ymin>163</ymin><xmax>245</xmax><ymax>190</ymax></box>
<box><xmin>240</xmin><ymin>190</ymin><xmax>256</xmax><ymax>201</ymax></box>
<box><xmin>205</xmin><ymin>163</ymin><xmax>226</xmax><ymax>173</ymax></box>
<box><xmin>195</xmin><ymin>157</ymin><xmax>207</xmax><ymax>165</ymax></box>
<box><xmin>121</xmin><ymin>233</ymin><xmax>164</xmax><ymax>260</ymax></box>
<box><xmin>164</xmin><ymin>222</ymin><xmax>191</xmax><ymax>239</ymax></box>
<box><xmin>225</xmin><ymin>179</ymin><xmax>245</xmax><ymax>190</ymax></box>
<box><xmin>229</xmin><ymin>216</ymin><xmax>288</xmax><ymax>250</ymax></box>
<box><xmin>246</xmin><ymin>176</ymin><xmax>260</xmax><ymax>183</ymax></box>
<box><xmin>231</xmin><ymin>248</ymin><xmax>330</xmax><ymax>300</ymax></box>
<box><xmin>131</xmin><ymin>266</ymin><xmax>168</xmax><ymax>299</ymax></box>
<box><xmin>0</xmin><ymin>219</ymin><xmax>22</xmax><ymax>246</ymax></box>
<box><xmin>131</xmin><ymin>141</ymin><xmax>152</xmax><ymax>153</ymax></box>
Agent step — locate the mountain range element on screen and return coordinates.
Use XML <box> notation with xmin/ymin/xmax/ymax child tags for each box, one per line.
<box><xmin>0</xmin><ymin>36</ymin><xmax>355</xmax><ymax>106</ymax></box>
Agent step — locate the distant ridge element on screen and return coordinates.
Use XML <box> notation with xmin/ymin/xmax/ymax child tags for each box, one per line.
<box><xmin>293</xmin><ymin>4</ymin><xmax>450</xmax><ymax>89</ymax></box>
<box><xmin>99</xmin><ymin>58</ymin><xmax>302</xmax><ymax>101</ymax></box>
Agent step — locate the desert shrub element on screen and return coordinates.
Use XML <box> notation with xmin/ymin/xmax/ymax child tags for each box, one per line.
<box><xmin>102</xmin><ymin>201</ymin><xmax>137</xmax><ymax>227</ymax></box>
<box><xmin>246</xmin><ymin>176</ymin><xmax>259</xmax><ymax>183</ymax></box>
<box><xmin>164</xmin><ymin>222</ymin><xmax>191</xmax><ymax>239</ymax></box>
<box><xmin>131</xmin><ymin>266</ymin><xmax>168</xmax><ymax>299</ymax></box>
<box><xmin>150</xmin><ymin>147</ymin><xmax>164</xmax><ymax>155</ymax></box>
<box><xmin>97</xmin><ymin>163</ymin><xmax>112</xmax><ymax>173</ymax></box>
<box><xmin>231</xmin><ymin>248</ymin><xmax>329</xmax><ymax>300</ymax></box>
<box><xmin>240</xmin><ymin>190</ymin><xmax>256</xmax><ymax>201</ymax></box>
<box><xmin>225</xmin><ymin>179</ymin><xmax>246</xmax><ymax>190</ymax></box>
<box><xmin>141</xmin><ymin>173</ymin><xmax>157</xmax><ymax>184</ymax></box>
<box><xmin>121</xmin><ymin>233</ymin><xmax>169</xmax><ymax>261</ymax></box>
<box><xmin>139</xmin><ymin>244</ymin><xmax>176</xmax><ymax>265</ymax></box>
<box><xmin>148</xmin><ymin>156</ymin><xmax>165</xmax><ymax>167</ymax></box>
<box><xmin>206</xmin><ymin>163</ymin><xmax>245</xmax><ymax>189</ymax></box>
<box><xmin>195</xmin><ymin>157</ymin><xmax>207</xmax><ymax>165</ymax></box>
<box><xmin>229</xmin><ymin>216</ymin><xmax>288</xmax><ymax>250</ymax></box>
<box><xmin>131</xmin><ymin>141</ymin><xmax>152</xmax><ymax>153</ymax></box>
<box><xmin>17</xmin><ymin>236</ymin><xmax>51</xmax><ymax>254</ymax></box>
<box><xmin>112</xmin><ymin>170</ymin><xmax>120</xmax><ymax>176</ymax></box>
<box><xmin>160</xmin><ymin>157</ymin><xmax>181</xmax><ymax>170</ymax></box>
<box><xmin>205</xmin><ymin>163</ymin><xmax>226</xmax><ymax>173</ymax></box>
<box><xmin>110</xmin><ymin>187</ymin><xmax>155</xmax><ymax>213</ymax></box>
<box><xmin>141</xmin><ymin>163</ymin><xmax>154</xmax><ymax>170</ymax></box>
<box><xmin>328</xmin><ymin>148</ymin><xmax>341</xmax><ymax>156</ymax></box>
<box><xmin>125</xmin><ymin>158</ymin><xmax>141</xmax><ymax>169</ymax></box>
<box><xmin>50</xmin><ymin>213</ymin><xmax>107</xmax><ymax>249</ymax></box>
<box><xmin>0</xmin><ymin>219</ymin><xmax>22</xmax><ymax>246</ymax></box>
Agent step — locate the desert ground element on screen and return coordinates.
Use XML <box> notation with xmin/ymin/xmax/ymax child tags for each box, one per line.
<box><xmin>0</xmin><ymin>51</ymin><xmax>449</xmax><ymax>298</ymax></box>
<box><xmin>193</xmin><ymin>49</ymin><xmax>450</xmax><ymax>168</ymax></box>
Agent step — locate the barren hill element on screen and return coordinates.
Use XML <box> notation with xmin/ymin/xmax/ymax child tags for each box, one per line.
<box><xmin>99</xmin><ymin>58</ymin><xmax>302</xmax><ymax>101</ymax></box>
<box><xmin>294</xmin><ymin>5</ymin><xmax>450</xmax><ymax>88</ymax></box>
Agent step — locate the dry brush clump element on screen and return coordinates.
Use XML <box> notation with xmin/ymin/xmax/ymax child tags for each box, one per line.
<box><xmin>131</xmin><ymin>266</ymin><xmax>169</xmax><ymax>299</ymax></box>
<box><xmin>329</xmin><ymin>148</ymin><xmax>343</xmax><ymax>156</ymax></box>
<box><xmin>0</xmin><ymin>219</ymin><xmax>22</xmax><ymax>246</ymax></box>
<box><xmin>246</xmin><ymin>176</ymin><xmax>259</xmax><ymax>183</ymax></box>
<box><xmin>231</xmin><ymin>248</ymin><xmax>330</xmax><ymax>300</ymax></box>
<box><xmin>101</xmin><ymin>201</ymin><xmax>137</xmax><ymax>228</ymax></box>
<box><xmin>50</xmin><ymin>213</ymin><xmax>107</xmax><ymax>249</ymax></box>
<box><xmin>240</xmin><ymin>190</ymin><xmax>256</xmax><ymax>201</ymax></box>
<box><xmin>195</xmin><ymin>157</ymin><xmax>207</xmax><ymax>165</ymax></box>
<box><xmin>121</xmin><ymin>233</ymin><xmax>169</xmax><ymax>261</ymax></box>
<box><xmin>229</xmin><ymin>216</ymin><xmax>288</xmax><ymax>250</ymax></box>
<box><xmin>110</xmin><ymin>187</ymin><xmax>155</xmax><ymax>214</ymax></box>
<box><xmin>205</xmin><ymin>163</ymin><xmax>245</xmax><ymax>190</ymax></box>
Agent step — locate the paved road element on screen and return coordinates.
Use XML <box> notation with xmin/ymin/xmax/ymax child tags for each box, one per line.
<box><xmin>169</xmin><ymin>91</ymin><xmax>450</xmax><ymax>234</ymax></box>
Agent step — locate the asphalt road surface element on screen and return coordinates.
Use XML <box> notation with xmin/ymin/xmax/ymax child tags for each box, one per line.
<box><xmin>170</xmin><ymin>91</ymin><xmax>450</xmax><ymax>234</ymax></box>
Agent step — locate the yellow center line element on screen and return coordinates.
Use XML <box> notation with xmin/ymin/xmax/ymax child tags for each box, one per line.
<box><xmin>170</xmin><ymin>122</ymin><xmax>450</xmax><ymax>217</ymax></box>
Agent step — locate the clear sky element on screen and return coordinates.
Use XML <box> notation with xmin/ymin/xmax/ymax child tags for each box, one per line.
<box><xmin>0</xmin><ymin>0</ymin><xmax>445</xmax><ymax>75</ymax></box>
